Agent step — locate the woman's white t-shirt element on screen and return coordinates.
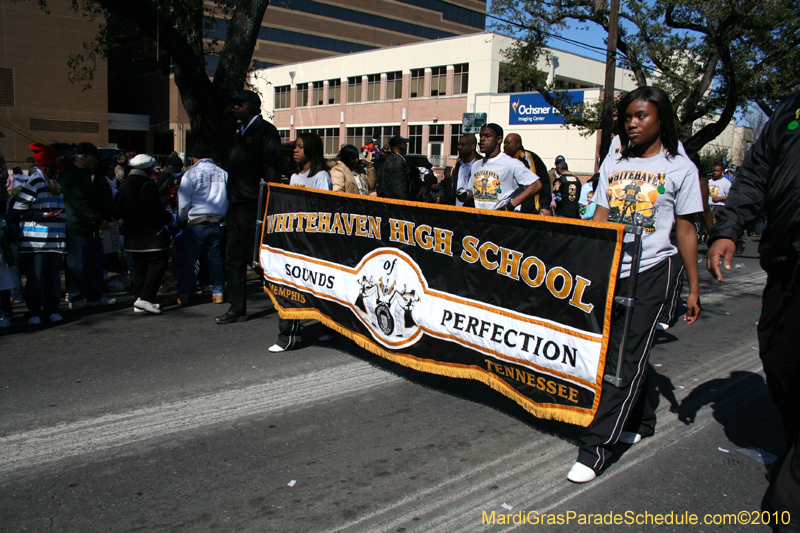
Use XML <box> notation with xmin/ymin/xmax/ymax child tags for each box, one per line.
<box><xmin>290</xmin><ymin>169</ymin><xmax>332</xmax><ymax>191</ymax></box>
<box><xmin>595</xmin><ymin>147</ymin><xmax>702</xmax><ymax>277</ymax></box>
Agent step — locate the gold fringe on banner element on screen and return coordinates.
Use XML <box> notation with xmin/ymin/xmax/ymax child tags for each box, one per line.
<box><xmin>264</xmin><ymin>288</ymin><xmax>593</xmax><ymax>427</ymax></box>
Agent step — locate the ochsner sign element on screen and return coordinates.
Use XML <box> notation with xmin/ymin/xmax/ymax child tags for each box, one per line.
<box><xmin>509</xmin><ymin>92</ymin><xmax>584</xmax><ymax>125</ymax></box>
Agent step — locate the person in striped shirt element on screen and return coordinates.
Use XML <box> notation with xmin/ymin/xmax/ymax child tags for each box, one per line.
<box><xmin>13</xmin><ymin>143</ymin><xmax>67</xmax><ymax>325</ymax></box>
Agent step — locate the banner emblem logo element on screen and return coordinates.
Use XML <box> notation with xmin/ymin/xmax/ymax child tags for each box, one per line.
<box><xmin>353</xmin><ymin>249</ymin><xmax>425</xmax><ymax>347</ymax></box>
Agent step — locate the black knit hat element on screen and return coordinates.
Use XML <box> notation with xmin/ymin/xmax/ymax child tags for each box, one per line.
<box><xmin>191</xmin><ymin>140</ymin><xmax>212</xmax><ymax>160</ymax></box>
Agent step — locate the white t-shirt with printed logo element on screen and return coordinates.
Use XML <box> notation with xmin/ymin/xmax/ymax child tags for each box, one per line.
<box><xmin>469</xmin><ymin>152</ymin><xmax>538</xmax><ymax>211</ymax></box>
<box><xmin>595</xmin><ymin>149</ymin><xmax>702</xmax><ymax>278</ymax></box>
<box><xmin>707</xmin><ymin>178</ymin><xmax>731</xmax><ymax>206</ymax></box>
<box><xmin>290</xmin><ymin>169</ymin><xmax>332</xmax><ymax>191</ymax></box>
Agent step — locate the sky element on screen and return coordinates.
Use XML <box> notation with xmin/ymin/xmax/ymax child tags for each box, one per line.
<box><xmin>484</xmin><ymin>0</ymin><xmax>631</xmax><ymax>64</ymax></box>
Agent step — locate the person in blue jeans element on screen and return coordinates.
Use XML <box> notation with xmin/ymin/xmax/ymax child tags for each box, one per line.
<box><xmin>176</xmin><ymin>141</ymin><xmax>228</xmax><ymax>305</ymax></box>
<box><xmin>60</xmin><ymin>142</ymin><xmax>116</xmax><ymax>309</ymax></box>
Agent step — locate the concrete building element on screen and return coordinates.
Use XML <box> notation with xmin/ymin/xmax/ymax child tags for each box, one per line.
<box><xmin>0</xmin><ymin>1</ymin><xmax>108</xmax><ymax>167</ymax></box>
<box><xmin>695</xmin><ymin>117</ymin><xmax>755</xmax><ymax>167</ymax></box>
<box><xmin>251</xmin><ymin>32</ymin><xmax>639</xmax><ymax>175</ymax></box>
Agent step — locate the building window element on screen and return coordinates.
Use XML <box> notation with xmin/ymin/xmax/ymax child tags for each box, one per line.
<box><xmin>568</xmin><ymin>82</ymin><xmax>576</xmax><ymax>89</ymax></box>
<box><xmin>410</xmin><ymin>69</ymin><xmax>424</xmax><ymax>98</ymax></box>
<box><xmin>386</xmin><ymin>71</ymin><xmax>402</xmax><ymax>100</ymax></box>
<box><xmin>450</xmin><ymin>124</ymin><xmax>462</xmax><ymax>156</ymax></box>
<box><xmin>346</xmin><ymin>125</ymin><xmax>400</xmax><ymax>151</ymax></box>
<box><xmin>0</xmin><ymin>68</ymin><xmax>14</xmax><ymax>107</ymax></box>
<box><xmin>429</xmin><ymin>124</ymin><xmax>444</xmax><ymax>142</ymax></box>
<box><xmin>312</xmin><ymin>81</ymin><xmax>324</xmax><ymax>106</ymax></box>
<box><xmin>408</xmin><ymin>125</ymin><xmax>423</xmax><ymax>155</ymax></box>
<box><xmin>366</xmin><ymin>74</ymin><xmax>381</xmax><ymax>102</ymax></box>
<box><xmin>30</xmin><ymin>118</ymin><xmax>100</xmax><ymax>133</ymax></box>
<box><xmin>453</xmin><ymin>63</ymin><xmax>469</xmax><ymax>95</ymax></box>
<box><xmin>296</xmin><ymin>84</ymin><xmax>308</xmax><ymax>107</ymax></box>
<box><xmin>297</xmin><ymin>127</ymin><xmax>339</xmax><ymax>156</ymax></box>
<box><xmin>430</xmin><ymin>66</ymin><xmax>446</xmax><ymax>97</ymax></box>
<box><xmin>328</xmin><ymin>79</ymin><xmax>341</xmax><ymax>105</ymax></box>
<box><xmin>554</xmin><ymin>79</ymin><xmax>565</xmax><ymax>90</ymax></box>
<box><xmin>274</xmin><ymin>85</ymin><xmax>290</xmax><ymax>109</ymax></box>
<box><xmin>347</xmin><ymin>76</ymin><xmax>362</xmax><ymax>103</ymax></box>
<box><xmin>278</xmin><ymin>129</ymin><xmax>291</xmax><ymax>143</ymax></box>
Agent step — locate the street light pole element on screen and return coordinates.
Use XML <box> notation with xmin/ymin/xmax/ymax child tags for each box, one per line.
<box><xmin>599</xmin><ymin>0</ymin><xmax>620</xmax><ymax>163</ymax></box>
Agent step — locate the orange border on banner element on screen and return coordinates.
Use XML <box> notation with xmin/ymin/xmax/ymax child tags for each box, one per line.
<box><xmin>259</xmin><ymin>184</ymin><xmax>624</xmax><ymax>426</ymax></box>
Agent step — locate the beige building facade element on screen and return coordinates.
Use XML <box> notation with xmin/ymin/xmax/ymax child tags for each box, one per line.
<box><xmin>252</xmin><ymin>33</ymin><xmax>639</xmax><ymax>176</ymax></box>
<box><xmin>0</xmin><ymin>1</ymin><xmax>108</xmax><ymax>167</ymax></box>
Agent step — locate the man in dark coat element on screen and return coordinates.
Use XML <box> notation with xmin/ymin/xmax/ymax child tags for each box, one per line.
<box><xmin>60</xmin><ymin>142</ymin><xmax>115</xmax><ymax>309</ymax></box>
<box><xmin>440</xmin><ymin>134</ymin><xmax>478</xmax><ymax>207</ymax></box>
<box><xmin>116</xmin><ymin>154</ymin><xmax>173</xmax><ymax>314</ymax></box>
<box><xmin>707</xmin><ymin>92</ymin><xmax>800</xmax><ymax>532</ymax></box>
<box><xmin>216</xmin><ymin>90</ymin><xmax>282</xmax><ymax>325</ymax></box>
<box><xmin>377</xmin><ymin>135</ymin><xmax>411</xmax><ymax>200</ymax></box>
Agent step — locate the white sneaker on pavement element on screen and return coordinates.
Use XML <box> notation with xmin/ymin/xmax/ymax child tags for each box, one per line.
<box><xmin>619</xmin><ymin>431</ymin><xmax>642</xmax><ymax>444</ymax></box>
<box><xmin>49</xmin><ymin>313</ymin><xmax>64</xmax><ymax>323</ymax></box>
<box><xmin>567</xmin><ymin>462</ymin><xmax>597</xmax><ymax>483</ymax></box>
<box><xmin>133</xmin><ymin>298</ymin><xmax>161</xmax><ymax>314</ymax></box>
<box><xmin>88</xmin><ymin>296</ymin><xmax>117</xmax><ymax>307</ymax></box>
<box><xmin>657</xmin><ymin>322</ymin><xmax>670</xmax><ymax>331</ymax></box>
<box><xmin>134</xmin><ymin>302</ymin><xmax>160</xmax><ymax>313</ymax></box>
<box><xmin>268</xmin><ymin>344</ymin><xmax>285</xmax><ymax>353</ymax></box>
<box><xmin>69</xmin><ymin>299</ymin><xmax>87</xmax><ymax>310</ymax></box>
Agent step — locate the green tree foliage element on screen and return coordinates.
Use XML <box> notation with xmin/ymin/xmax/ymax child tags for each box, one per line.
<box><xmin>491</xmin><ymin>0</ymin><xmax>800</xmax><ymax>152</ymax></box>
<box><xmin>41</xmin><ymin>0</ymin><xmax>271</xmax><ymax>161</ymax></box>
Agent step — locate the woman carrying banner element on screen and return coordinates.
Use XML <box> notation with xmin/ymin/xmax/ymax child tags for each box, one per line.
<box><xmin>567</xmin><ymin>87</ymin><xmax>702</xmax><ymax>483</ymax></box>
<box><xmin>269</xmin><ymin>132</ymin><xmax>333</xmax><ymax>353</ymax></box>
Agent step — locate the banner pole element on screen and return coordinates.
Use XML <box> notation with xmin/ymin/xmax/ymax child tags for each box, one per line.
<box><xmin>604</xmin><ymin>223</ymin><xmax>644</xmax><ymax>388</ymax></box>
<box><xmin>251</xmin><ymin>179</ymin><xmax>267</xmax><ymax>277</ymax></box>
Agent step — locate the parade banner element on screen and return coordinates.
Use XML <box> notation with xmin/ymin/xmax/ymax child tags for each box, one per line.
<box><xmin>260</xmin><ymin>185</ymin><xmax>624</xmax><ymax>426</ymax></box>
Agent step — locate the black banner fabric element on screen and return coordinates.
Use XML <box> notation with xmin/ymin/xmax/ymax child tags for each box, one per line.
<box><xmin>260</xmin><ymin>185</ymin><xmax>624</xmax><ymax>426</ymax></box>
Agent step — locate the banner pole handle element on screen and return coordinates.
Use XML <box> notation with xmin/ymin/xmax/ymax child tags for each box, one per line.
<box><xmin>251</xmin><ymin>179</ymin><xmax>268</xmax><ymax>276</ymax></box>
<box><xmin>604</xmin><ymin>223</ymin><xmax>644</xmax><ymax>388</ymax></box>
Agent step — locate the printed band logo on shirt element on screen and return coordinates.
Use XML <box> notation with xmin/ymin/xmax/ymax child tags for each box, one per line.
<box><xmin>473</xmin><ymin>169</ymin><xmax>501</xmax><ymax>203</ymax></box>
<box><xmin>606</xmin><ymin>170</ymin><xmax>666</xmax><ymax>232</ymax></box>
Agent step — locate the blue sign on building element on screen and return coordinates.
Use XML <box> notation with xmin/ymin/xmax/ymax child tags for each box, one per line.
<box><xmin>508</xmin><ymin>92</ymin><xmax>584</xmax><ymax>125</ymax></box>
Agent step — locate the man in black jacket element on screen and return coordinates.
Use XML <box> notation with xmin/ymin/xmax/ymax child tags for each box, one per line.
<box><xmin>216</xmin><ymin>90</ymin><xmax>282</xmax><ymax>325</ymax></box>
<box><xmin>441</xmin><ymin>134</ymin><xmax>478</xmax><ymax>207</ymax></box>
<box><xmin>60</xmin><ymin>142</ymin><xmax>115</xmax><ymax>309</ymax></box>
<box><xmin>708</xmin><ymin>92</ymin><xmax>800</xmax><ymax>531</ymax></box>
<box><xmin>377</xmin><ymin>135</ymin><xmax>411</xmax><ymax>200</ymax></box>
<box><xmin>503</xmin><ymin>133</ymin><xmax>552</xmax><ymax>215</ymax></box>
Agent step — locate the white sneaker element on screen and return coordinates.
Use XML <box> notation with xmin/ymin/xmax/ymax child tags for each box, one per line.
<box><xmin>88</xmin><ymin>296</ymin><xmax>117</xmax><ymax>307</ymax></box>
<box><xmin>0</xmin><ymin>317</ymin><xmax>11</xmax><ymax>328</ymax></box>
<box><xmin>318</xmin><ymin>334</ymin><xmax>334</xmax><ymax>342</ymax></box>
<box><xmin>268</xmin><ymin>344</ymin><xmax>285</xmax><ymax>353</ymax></box>
<box><xmin>27</xmin><ymin>316</ymin><xmax>42</xmax><ymax>326</ymax></box>
<box><xmin>49</xmin><ymin>313</ymin><xmax>64</xmax><ymax>323</ymax></box>
<box><xmin>619</xmin><ymin>431</ymin><xmax>642</xmax><ymax>444</ymax></box>
<box><xmin>657</xmin><ymin>322</ymin><xmax>670</xmax><ymax>331</ymax></box>
<box><xmin>567</xmin><ymin>462</ymin><xmax>597</xmax><ymax>483</ymax></box>
<box><xmin>69</xmin><ymin>299</ymin><xmax>87</xmax><ymax>310</ymax></box>
<box><xmin>134</xmin><ymin>302</ymin><xmax>160</xmax><ymax>313</ymax></box>
<box><xmin>133</xmin><ymin>298</ymin><xmax>161</xmax><ymax>314</ymax></box>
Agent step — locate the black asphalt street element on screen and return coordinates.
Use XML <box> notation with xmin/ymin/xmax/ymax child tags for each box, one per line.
<box><xmin>0</xmin><ymin>241</ymin><xmax>785</xmax><ymax>532</ymax></box>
